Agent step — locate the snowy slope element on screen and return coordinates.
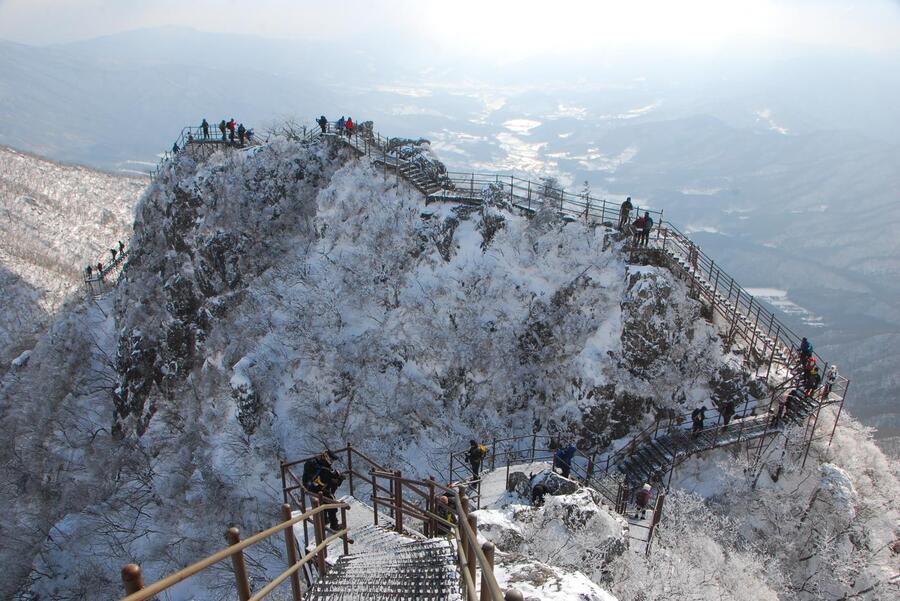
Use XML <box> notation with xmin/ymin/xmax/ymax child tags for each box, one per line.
<box><xmin>0</xmin><ymin>145</ymin><xmax>144</xmax><ymax>366</ymax></box>
<box><xmin>0</xmin><ymin>136</ymin><xmax>896</xmax><ymax>601</ymax></box>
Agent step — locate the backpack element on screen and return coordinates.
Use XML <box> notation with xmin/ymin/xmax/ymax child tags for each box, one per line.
<box><xmin>478</xmin><ymin>444</ymin><xmax>487</xmax><ymax>457</ymax></box>
<box><xmin>633</xmin><ymin>216</ymin><xmax>646</xmax><ymax>229</ymax></box>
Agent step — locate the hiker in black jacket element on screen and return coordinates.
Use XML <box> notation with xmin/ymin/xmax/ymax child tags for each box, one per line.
<box><xmin>302</xmin><ymin>450</ymin><xmax>344</xmax><ymax>530</ymax></box>
<box><xmin>618</xmin><ymin>197</ymin><xmax>633</xmax><ymax>230</ymax></box>
<box><xmin>465</xmin><ymin>440</ymin><xmax>488</xmax><ymax>478</ymax></box>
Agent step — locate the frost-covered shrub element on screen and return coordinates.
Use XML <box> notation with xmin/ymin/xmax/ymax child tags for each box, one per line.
<box><xmin>385</xmin><ymin>136</ymin><xmax>452</xmax><ymax>188</ymax></box>
<box><xmin>608</xmin><ymin>490</ymin><xmax>783</xmax><ymax>601</ymax></box>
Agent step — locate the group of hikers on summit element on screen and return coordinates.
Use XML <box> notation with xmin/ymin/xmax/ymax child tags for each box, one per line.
<box><xmin>317</xmin><ymin>115</ymin><xmax>356</xmax><ymax>137</ymax></box>
<box><xmin>617</xmin><ymin>196</ymin><xmax>653</xmax><ymax>246</ymax></box>
<box><xmin>171</xmin><ymin>118</ymin><xmax>255</xmax><ymax>154</ymax></box>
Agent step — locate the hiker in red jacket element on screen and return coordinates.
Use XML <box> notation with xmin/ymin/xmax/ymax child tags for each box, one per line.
<box><xmin>345</xmin><ymin>117</ymin><xmax>354</xmax><ymax>137</ymax></box>
<box><xmin>227</xmin><ymin>119</ymin><xmax>236</xmax><ymax>143</ymax></box>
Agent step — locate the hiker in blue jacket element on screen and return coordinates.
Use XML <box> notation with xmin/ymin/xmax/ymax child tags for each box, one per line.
<box><xmin>554</xmin><ymin>444</ymin><xmax>577</xmax><ymax>478</ymax></box>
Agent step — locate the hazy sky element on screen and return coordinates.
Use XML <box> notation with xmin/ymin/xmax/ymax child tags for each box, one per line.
<box><xmin>1</xmin><ymin>0</ymin><xmax>899</xmax><ymax>59</ymax></box>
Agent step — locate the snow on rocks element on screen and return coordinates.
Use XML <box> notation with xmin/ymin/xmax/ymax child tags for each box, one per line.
<box><xmin>494</xmin><ymin>556</ymin><xmax>619</xmax><ymax>601</ymax></box>
<box><xmin>816</xmin><ymin>462</ymin><xmax>858</xmax><ymax>519</ymax></box>
<box><xmin>11</xmin><ymin>349</ymin><xmax>31</xmax><ymax>368</ymax></box>
<box><xmin>476</xmin><ymin>486</ymin><xmax>627</xmax><ymax>582</ymax></box>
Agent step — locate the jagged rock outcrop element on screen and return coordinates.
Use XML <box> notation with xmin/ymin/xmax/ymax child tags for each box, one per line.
<box><xmin>476</xmin><ymin>488</ymin><xmax>628</xmax><ymax>580</ymax></box>
<box><xmin>385</xmin><ymin>137</ymin><xmax>452</xmax><ymax>188</ymax></box>
<box><xmin>111</xmin><ymin>141</ymin><xmax>334</xmax><ymax>435</ymax></box>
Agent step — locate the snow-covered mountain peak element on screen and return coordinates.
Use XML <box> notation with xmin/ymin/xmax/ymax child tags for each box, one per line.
<box><xmin>1</xmin><ymin>135</ymin><xmax>897</xmax><ymax>601</ymax></box>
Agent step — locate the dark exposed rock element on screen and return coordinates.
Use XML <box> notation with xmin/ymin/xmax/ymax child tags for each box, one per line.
<box><xmin>580</xmin><ymin>386</ymin><xmax>654</xmax><ymax>449</ymax></box>
<box><xmin>112</xmin><ymin>143</ymin><xmax>331</xmax><ymax>437</ymax></box>
<box><xmin>113</xmin><ymin>328</ymin><xmax>161</xmax><ymax>436</ymax></box>
<box><xmin>507</xmin><ymin>471</ymin><xmax>532</xmax><ymax>498</ymax></box>
<box><xmin>530</xmin><ymin>469</ymin><xmax>579</xmax><ymax>496</ymax></box>
<box><xmin>195</xmin><ymin>231</ymin><xmax>246</xmax><ymax>296</ymax></box>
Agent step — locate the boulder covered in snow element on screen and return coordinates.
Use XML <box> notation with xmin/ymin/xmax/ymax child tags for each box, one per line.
<box><xmin>530</xmin><ymin>469</ymin><xmax>579</xmax><ymax>496</ymax></box>
<box><xmin>507</xmin><ymin>471</ymin><xmax>532</xmax><ymax>498</ymax></box>
<box><xmin>476</xmin><ymin>488</ymin><xmax>627</xmax><ymax>580</ymax></box>
<box><xmin>494</xmin><ymin>554</ymin><xmax>618</xmax><ymax>601</ymax></box>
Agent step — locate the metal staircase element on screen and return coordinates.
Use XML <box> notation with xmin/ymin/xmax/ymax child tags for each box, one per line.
<box><xmin>307</xmin><ymin>529</ymin><xmax>460</xmax><ymax>601</ymax></box>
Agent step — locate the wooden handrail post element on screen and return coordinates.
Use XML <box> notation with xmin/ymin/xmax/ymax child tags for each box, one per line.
<box><xmin>225</xmin><ymin>527</ymin><xmax>252</xmax><ymax>601</ymax></box>
<box><xmin>530</xmin><ymin>434</ymin><xmax>536</xmax><ymax>461</ymax></box>
<box><xmin>394</xmin><ymin>470</ymin><xmax>404</xmax><ymax>534</ymax></box>
<box><xmin>458</xmin><ymin>487</ymin><xmax>471</xmax><ymax>514</ymax></box>
<box><xmin>346</xmin><ymin>444</ymin><xmax>354</xmax><ymax>497</ymax></box>
<box><xmin>340</xmin><ymin>505</ymin><xmax>350</xmax><ymax>555</ymax></box>
<box><xmin>427</xmin><ymin>477</ymin><xmax>437</xmax><ymax>537</ymax></box>
<box><xmin>280</xmin><ymin>504</ymin><xmax>302</xmax><ymax>601</ymax></box>
<box><xmin>505</xmin><ymin>452</ymin><xmax>511</xmax><ymax>490</ymax></box>
<box><xmin>371</xmin><ymin>469</ymin><xmax>379</xmax><ymax>526</ymax></box>
<box><xmin>479</xmin><ymin>542</ymin><xmax>495</xmax><ymax>601</ymax></box>
<box><xmin>311</xmin><ymin>499</ymin><xmax>327</xmax><ymax>576</ymax></box>
<box><xmin>466</xmin><ymin>514</ymin><xmax>478</xmax><ymax>594</ymax></box>
<box><xmin>121</xmin><ymin>563</ymin><xmax>144</xmax><ymax>595</ymax></box>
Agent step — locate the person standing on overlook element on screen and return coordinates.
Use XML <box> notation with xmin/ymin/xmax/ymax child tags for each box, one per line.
<box><xmin>553</xmin><ymin>444</ymin><xmax>577</xmax><ymax>478</ymax></box>
<box><xmin>798</xmin><ymin>337</ymin><xmax>813</xmax><ymax>364</ymax></box>
<box><xmin>692</xmin><ymin>405</ymin><xmax>707</xmax><ymax>437</ymax></box>
<box><xmin>465</xmin><ymin>440</ymin><xmax>488</xmax><ymax>478</ymax></box>
<box><xmin>618</xmin><ymin>197</ymin><xmax>633</xmax><ymax>230</ymax></box>
<box><xmin>721</xmin><ymin>399</ymin><xmax>736</xmax><ymax>431</ymax></box>
<box><xmin>345</xmin><ymin>117</ymin><xmax>354</xmax><ymax>137</ymax></box>
<box><xmin>823</xmin><ymin>365</ymin><xmax>839</xmax><ymax>398</ymax></box>
<box><xmin>317</xmin><ymin>115</ymin><xmax>328</xmax><ymax>133</ymax></box>
<box><xmin>638</xmin><ymin>211</ymin><xmax>653</xmax><ymax>247</ymax></box>
<box><xmin>219</xmin><ymin>119</ymin><xmax>227</xmax><ymax>141</ymax></box>
<box><xmin>635</xmin><ymin>483</ymin><xmax>653</xmax><ymax>519</ymax></box>
<box><xmin>201</xmin><ymin>118</ymin><xmax>209</xmax><ymax>139</ymax></box>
